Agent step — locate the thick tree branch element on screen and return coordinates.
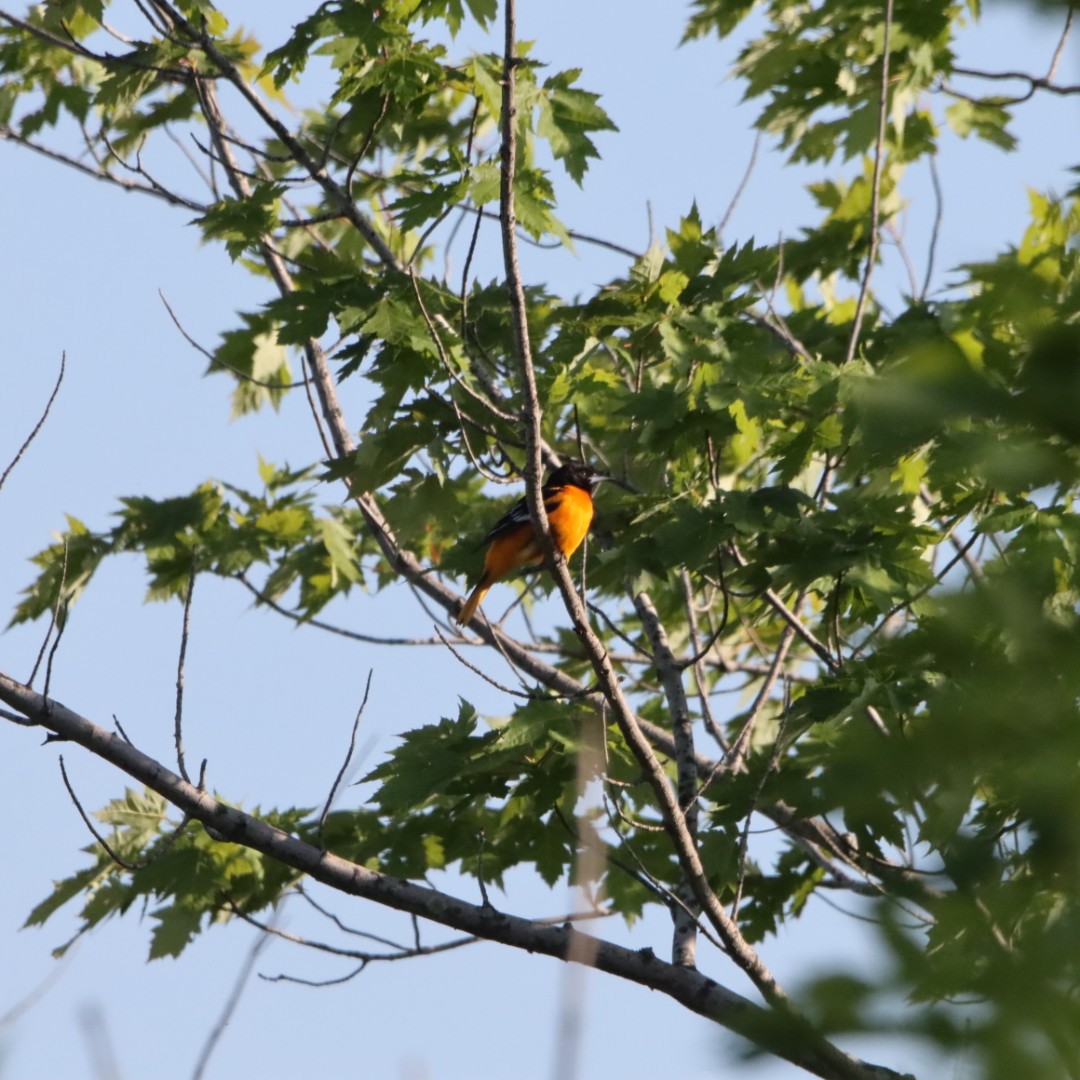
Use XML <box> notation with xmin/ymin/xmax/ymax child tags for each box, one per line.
<box><xmin>0</xmin><ymin>672</ymin><xmax>910</xmax><ymax>1080</ymax></box>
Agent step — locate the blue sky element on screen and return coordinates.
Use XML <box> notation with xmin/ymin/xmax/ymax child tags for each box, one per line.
<box><xmin>1</xmin><ymin>2</ymin><xmax>1078</xmax><ymax>1079</ymax></box>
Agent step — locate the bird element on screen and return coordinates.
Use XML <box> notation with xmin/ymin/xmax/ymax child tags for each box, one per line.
<box><xmin>455</xmin><ymin>461</ymin><xmax>606</xmax><ymax>625</ymax></box>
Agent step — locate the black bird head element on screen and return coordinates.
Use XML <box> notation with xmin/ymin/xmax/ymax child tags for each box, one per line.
<box><xmin>544</xmin><ymin>461</ymin><xmax>607</xmax><ymax>491</ymax></box>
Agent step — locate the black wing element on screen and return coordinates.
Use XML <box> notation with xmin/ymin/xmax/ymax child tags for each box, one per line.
<box><xmin>480</xmin><ymin>487</ymin><xmax>563</xmax><ymax>544</ymax></box>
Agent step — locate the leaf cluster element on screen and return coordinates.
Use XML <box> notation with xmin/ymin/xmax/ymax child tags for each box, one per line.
<box><xmin>5</xmin><ymin>1</ymin><xmax>1080</xmax><ymax>1075</ymax></box>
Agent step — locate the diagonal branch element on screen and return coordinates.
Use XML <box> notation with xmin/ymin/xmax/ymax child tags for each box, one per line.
<box><xmin>0</xmin><ymin>670</ymin><xmax>911</xmax><ymax>1080</ymax></box>
<box><xmin>494</xmin><ymin>4</ymin><xmax>839</xmax><ymax>1049</ymax></box>
<box><xmin>158</xmin><ymin>2</ymin><xmax>403</xmax><ymax>272</ymax></box>
<box><xmin>0</xmin><ymin>351</ymin><xmax>65</xmax><ymax>495</ymax></box>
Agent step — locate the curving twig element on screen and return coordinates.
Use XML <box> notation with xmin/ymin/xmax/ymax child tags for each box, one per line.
<box><xmin>158</xmin><ymin>290</ymin><xmax>305</xmax><ymax>389</ymax></box>
<box><xmin>318</xmin><ymin>670</ymin><xmax>374</xmax><ymax>848</ymax></box>
<box><xmin>948</xmin><ymin>6</ymin><xmax>1077</xmax><ymax>105</ymax></box>
<box><xmin>59</xmin><ymin>756</ymin><xmax>142</xmax><ymax>871</ymax></box>
<box><xmin>1</xmin><ymin>352</ymin><xmax>65</xmax><ymax>495</ymax></box>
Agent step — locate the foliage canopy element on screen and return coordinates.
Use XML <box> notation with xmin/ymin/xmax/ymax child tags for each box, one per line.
<box><xmin>2</xmin><ymin>1</ymin><xmax>1080</xmax><ymax>1078</ymax></box>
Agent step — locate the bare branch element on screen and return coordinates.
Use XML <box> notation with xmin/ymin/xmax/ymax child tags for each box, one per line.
<box><xmin>844</xmin><ymin>0</ymin><xmax>894</xmax><ymax>365</ymax></box>
<box><xmin>158</xmin><ymin>290</ymin><xmax>305</xmax><ymax>389</ymax></box>
<box><xmin>191</xmin><ymin>929</ymin><xmax>273</xmax><ymax>1080</ymax></box>
<box><xmin>0</xmin><ymin>123</ymin><xmax>208</xmax><ymax>210</ymax></box>
<box><xmin>58</xmin><ymin>755</ymin><xmax>142</xmax><ymax>871</ymax></box>
<box><xmin>318</xmin><ymin>670</ymin><xmax>374</xmax><ymax>848</ymax></box>
<box><xmin>1</xmin><ymin>351</ymin><xmax>65</xmax><ymax>495</ymax></box>
<box><xmin>915</xmin><ymin>155</ymin><xmax>943</xmax><ymax>301</ymax></box>
<box><xmin>633</xmin><ymin>591</ymin><xmax>699</xmax><ymax>967</ymax></box>
<box><xmin>0</xmin><ymin>670</ymin><xmax>911</xmax><ymax>1079</ymax></box>
<box><xmin>174</xmin><ymin>558</ymin><xmax>196</xmax><ymax>784</ymax></box>
<box><xmin>719</xmin><ymin>129</ymin><xmax>762</xmax><ymax>241</ymax></box>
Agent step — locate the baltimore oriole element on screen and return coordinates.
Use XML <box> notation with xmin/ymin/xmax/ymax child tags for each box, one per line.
<box><xmin>455</xmin><ymin>462</ymin><xmax>605</xmax><ymax>625</ymax></box>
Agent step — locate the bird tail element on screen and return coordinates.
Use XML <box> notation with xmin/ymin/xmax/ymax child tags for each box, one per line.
<box><xmin>456</xmin><ymin>576</ymin><xmax>492</xmax><ymax>625</ymax></box>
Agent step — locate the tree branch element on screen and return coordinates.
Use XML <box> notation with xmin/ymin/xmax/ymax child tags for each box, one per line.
<box><xmin>0</xmin><ymin>351</ymin><xmax>65</xmax><ymax>495</ymax></box>
<box><xmin>0</xmin><ymin>671</ymin><xmax>910</xmax><ymax>1080</ymax></box>
<box><xmin>634</xmin><ymin>591</ymin><xmax>700</xmax><ymax>968</ymax></box>
<box><xmin>494</xmin><ymin>5</ymin><xmax>843</xmax><ymax>1055</ymax></box>
<box><xmin>844</xmin><ymin>0</ymin><xmax>894</xmax><ymax>365</ymax></box>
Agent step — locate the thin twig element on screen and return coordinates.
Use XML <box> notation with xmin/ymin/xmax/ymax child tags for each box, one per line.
<box><xmin>728</xmin><ymin>543</ymin><xmax>837</xmax><ymax>670</ymax></box>
<box><xmin>229</xmin><ymin>901</ymin><xmax>481</xmax><ymax>961</ymax></box>
<box><xmin>113</xmin><ymin>715</ymin><xmax>136</xmax><ymax>745</ymax></box>
<box><xmin>261</xmin><ymin>964</ymin><xmax>367</xmax><ymax>988</ymax></box>
<box><xmin>681</xmin><ymin>571</ymin><xmax>727</xmax><ymax>753</ymax></box>
<box><xmin>471</xmin><ymin>203</ymin><xmax>641</xmax><ymax>259</ymax></box>
<box><xmin>294</xmin><ymin>886</ymin><xmax>410</xmax><ymax>949</ymax></box>
<box><xmin>949</xmin><ymin>5</ymin><xmax>1078</xmax><ymax>105</ymax></box>
<box><xmin>435</xmin><ymin>625</ymin><xmax>534</xmax><ymax>698</ymax></box>
<box><xmin>158</xmin><ymin>291</ymin><xmax>304</xmax><ymax>388</ymax></box>
<box><xmin>234</xmin><ymin>572</ymin><xmax>447</xmax><ymax>645</ymax></box>
<box><xmin>58</xmin><ymin>756</ymin><xmax>142</xmax><ymax>871</ymax></box>
<box><xmin>0</xmin><ymin>9</ymin><xmax>103</xmax><ymax>59</ymax></box>
<box><xmin>174</xmin><ymin>557</ymin><xmax>196</xmax><ymax>784</ymax></box>
<box><xmin>850</xmin><ymin>523</ymin><xmax>981</xmax><ymax>659</ymax></box>
<box><xmin>318</xmin><ymin>670</ymin><xmax>374</xmax><ymax>849</ymax></box>
<box><xmin>408</xmin><ymin>272</ymin><xmax>518</xmax><ymax>475</ymax></box>
<box><xmin>1</xmin><ymin>352</ymin><xmax>65</xmax><ymax>495</ymax></box>
<box><xmin>718</xmin><ymin>130</ymin><xmax>762</xmax><ymax>241</ymax></box>
<box><xmin>0</xmin><ymin>950</ymin><xmax>73</xmax><ymax>1031</ymax></box>
<box><xmin>28</xmin><ymin>537</ymin><xmax>69</xmax><ymax>689</ymax></box>
<box><xmin>844</xmin><ymin>0</ymin><xmax>895</xmax><ymax>365</ymax></box>
<box><xmin>922</xmin><ymin>154</ymin><xmax>944</xmax><ymax>300</ymax></box>
<box><xmin>0</xmin><ymin>122</ymin><xmax>208</xmax><ymax>209</ymax></box>
<box><xmin>732</xmin><ymin>682</ymin><xmax>793</xmax><ymax>918</ymax></box>
<box><xmin>41</xmin><ymin>596</ymin><xmax>69</xmax><ymax>706</ymax></box>
<box><xmin>190</xmin><ymin>929</ymin><xmax>273</xmax><ymax>1080</ymax></box>
<box><xmin>717</xmin><ymin>619</ymin><xmax>798</xmax><ymax>785</ymax></box>
<box><xmin>885</xmin><ymin>219</ymin><xmax>920</xmax><ymax>298</ymax></box>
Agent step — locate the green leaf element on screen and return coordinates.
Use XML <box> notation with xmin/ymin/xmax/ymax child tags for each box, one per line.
<box><xmin>536</xmin><ymin>68</ymin><xmax>618</xmax><ymax>185</ymax></box>
<box><xmin>149</xmin><ymin>903</ymin><xmax>204</xmax><ymax>960</ymax></box>
<box><xmin>194</xmin><ymin>185</ymin><xmax>284</xmax><ymax>260</ymax></box>
<box><xmin>317</xmin><ymin>516</ymin><xmax>361</xmax><ymax>585</ymax></box>
<box><xmin>944</xmin><ymin>99</ymin><xmax>1017</xmax><ymax>151</ymax></box>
